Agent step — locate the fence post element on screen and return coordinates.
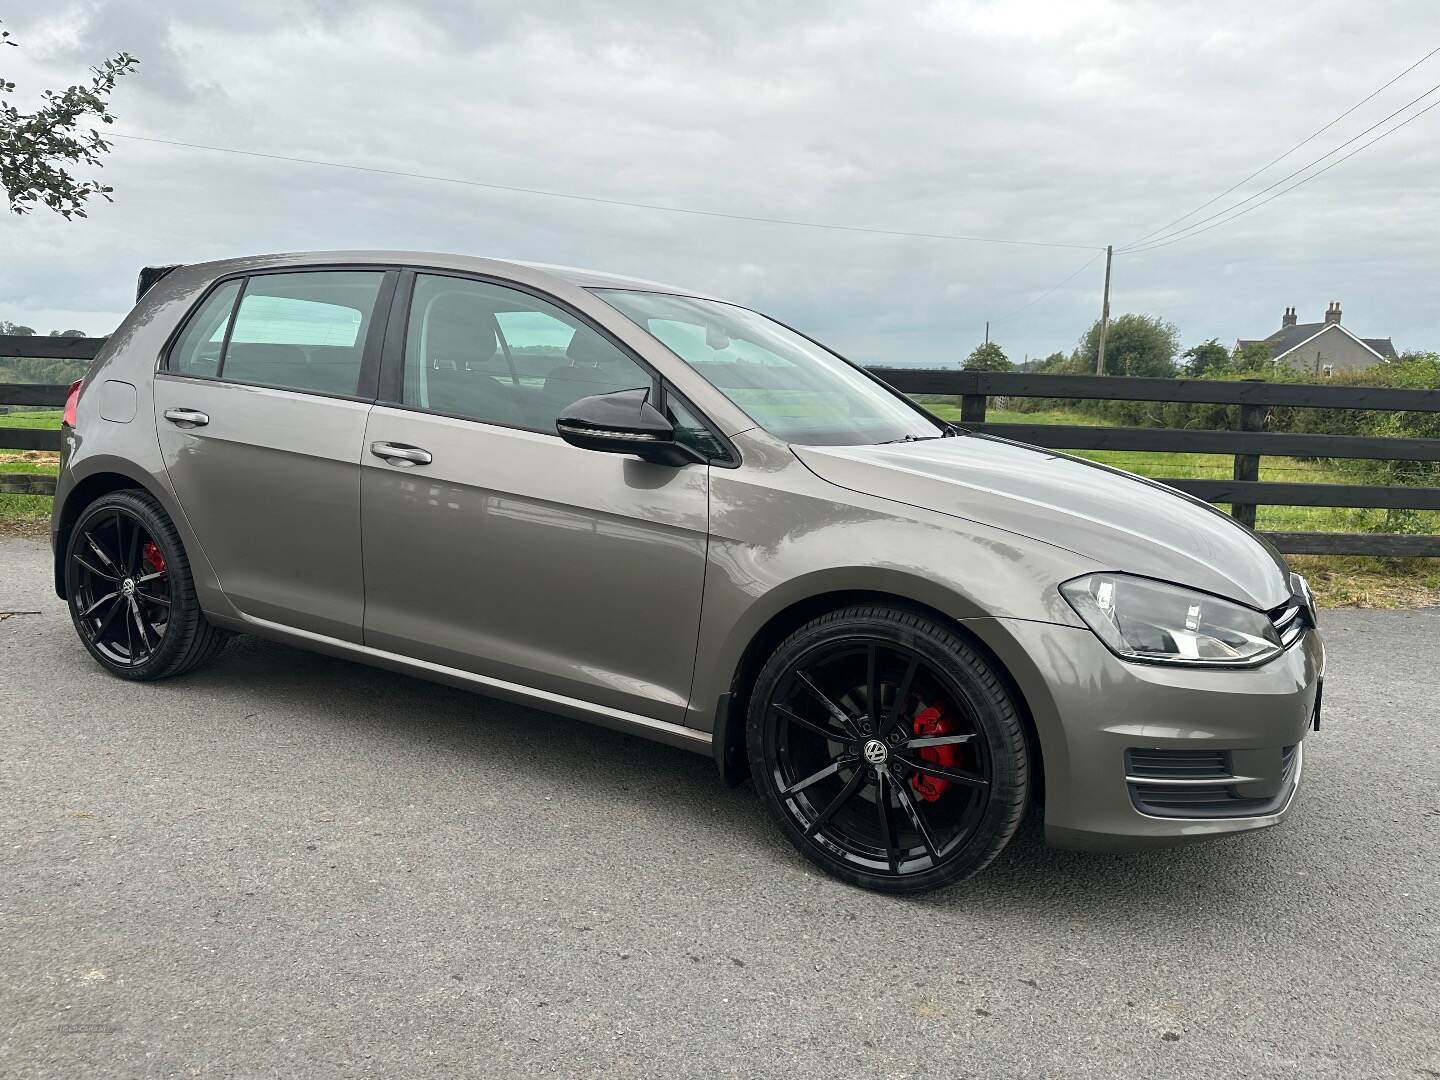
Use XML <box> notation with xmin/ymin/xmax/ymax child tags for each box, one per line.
<box><xmin>1231</xmin><ymin>382</ymin><xmax>1265</xmax><ymax>529</ymax></box>
<box><xmin>960</xmin><ymin>393</ymin><xmax>988</xmax><ymax>424</ymax></box>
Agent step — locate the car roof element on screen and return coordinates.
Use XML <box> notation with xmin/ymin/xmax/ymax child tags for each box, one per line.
<box><xmin>509</xmin><ymin>260</ymin><xmax>705</xmax><ymax>294</ymax></box>
<box><xmin>180</xmin><ymin>250</ymin><xmax>717</xmax><ymax>299</ymax></box>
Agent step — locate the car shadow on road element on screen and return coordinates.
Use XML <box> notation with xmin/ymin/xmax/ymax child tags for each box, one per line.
<box><xmin>175</xmin><ymin>634</ymin><xmax>1315</xmax><ymax>921</ymax></box>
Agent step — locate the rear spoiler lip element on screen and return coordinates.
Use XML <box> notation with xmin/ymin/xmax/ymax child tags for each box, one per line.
<box><xmin>137</xmin><ymin>265</ymin><xmax>184</xmax><ymax>302</ymax></box>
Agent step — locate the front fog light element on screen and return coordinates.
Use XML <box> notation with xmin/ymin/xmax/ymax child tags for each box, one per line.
<box><xmin>1060</xmin><ymin>573</ymin><xmax>1282</xmax><ymax>667</ymax></box>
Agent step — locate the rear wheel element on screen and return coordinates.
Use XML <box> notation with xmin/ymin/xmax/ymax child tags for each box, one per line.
<box><xmin>746</xmin><ymin>605</ymin><xmax>1029</xmax><ymax>893</ymax></box>
<box><xmin>64</xmin><ymin>489</ymin><xmax>229</xmax><ymax>680</ymax></box>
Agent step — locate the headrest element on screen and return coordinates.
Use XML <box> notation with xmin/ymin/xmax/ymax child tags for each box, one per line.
<box><xmin>564</xmin><ymin>329</ymin><xmax>619</xmax><ymax>367</ymax></box>
<box><xmin>424</xmin><ymin>293</ymin><xmax>500</xmax><ymax>369</ymax></box>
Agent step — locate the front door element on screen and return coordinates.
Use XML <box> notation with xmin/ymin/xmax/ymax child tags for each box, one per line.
<box><xmin>153</xmin><ymin>268</ymin><xmax>392</xmax><ymax>641</ymax></box>
<box><xmin>359</xmin><ymin>272</ymin><xmax>709</xmax><ymax>722</ymax></box>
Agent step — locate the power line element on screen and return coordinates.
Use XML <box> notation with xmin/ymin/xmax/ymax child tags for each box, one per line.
<box><xmin>990</xmin><ymin>250</ymin><xmax>1102</xmax><ymax>325</ymax></box>
<box><xmin>1125</xmin><ymin>94</ymin><xmax>1440</xmax><ymax>255</ymax></box>
<box><xmin>1128</xmin><ymin>93</ymin><xmax>1440</xmax><ymax>254</ymax></box>
<box><xmin>1121</xmin><ymin>76</ymin><xmax>1440</xmax><ymax>252</ymax></box>
<box><xmin>991</xmin><ymin>68</ymin><xmax>1440</xmax><ymax>336</ymax></box>
<box><xmin>1124</xmin><ymin>44</ymin><xmax>1440</xmax><ymax>249</ymax></box>
<box><xmin>109</xmin><ymin>132</ymin><xmax>1104</xmax><ymax>252</ymax></box>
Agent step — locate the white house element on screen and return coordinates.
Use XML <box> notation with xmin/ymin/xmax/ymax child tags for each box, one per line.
<box><xmin>1237</xmin><ymin>302</ymin><xmax>1398</xmax><ymax>376</ymax></box>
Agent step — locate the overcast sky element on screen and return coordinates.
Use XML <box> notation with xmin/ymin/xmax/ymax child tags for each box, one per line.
<box><xmin>3</xmin><ymin>0</ymin><xmax>1438</xmax><ymax>365</ymax></box>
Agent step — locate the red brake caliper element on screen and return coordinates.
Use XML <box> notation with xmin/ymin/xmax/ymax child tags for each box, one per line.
<box><xmin>910</xmin><ymin>704</ymin><xmax>955</xmax><ymax>803</ymax></box>
<box><xmin>142</xmin><ymin>541</ymin><xmax>166</xmax><ymax>575</ymax></box>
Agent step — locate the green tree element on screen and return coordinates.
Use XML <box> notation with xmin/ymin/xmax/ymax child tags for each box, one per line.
<box><xmin>1076</xmin><ymin>313</ymin><xmax>1180</xmax><ymax>377</ymax></box>
<box><xmin>1183</xmin><ymin>338</ymin><xmax>1229</xmax><ymax>377</ymax></box>
<box><xmin>1228</xmin><ymin>341</ymin><xmax>1272</xmax><ymax>374</ymax></box>
<box><xmin>963</xmin><ymin>340</ymin><xmax>1013</xmax><ymax>371</ymax></box>
<box><xmin>1034</xmin><ymin>350</ymin><xmax>1073</xmax><ymax>373</ymax></box>
<box><xmin>0</xmin><ymin>320</ymin><xmax>36</xmax><ymax>335</ymax></box>
<box><xmin>1</xmin><ymin>18</ymin><xmax>138</xmax><ymax>218</ymax></box>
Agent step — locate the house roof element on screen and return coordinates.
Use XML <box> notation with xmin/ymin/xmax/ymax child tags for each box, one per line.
<box><xmin>1238</xmin><ymin>321</ymin><xmax>1397</xmax><ymax>362</ymax></box>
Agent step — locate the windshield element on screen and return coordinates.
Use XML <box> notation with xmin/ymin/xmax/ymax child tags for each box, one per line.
<box><xmin>592</xmin><ymin>289</ymin><xmax>943</xmax><ymax>446</ymax></box>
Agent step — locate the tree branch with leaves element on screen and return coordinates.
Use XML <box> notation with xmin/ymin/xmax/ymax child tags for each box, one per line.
<box><xmin>0</xmin><ymin>18</ymin><xmax>138</xmax><ymax>219</ymax></box>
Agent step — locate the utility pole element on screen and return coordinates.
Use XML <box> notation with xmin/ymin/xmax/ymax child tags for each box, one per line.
<box><xmin>1095</xmin><ymin>243</ymin><xmax>1113</xmax><ymax>375</ymax></box>
<box><xmin>984</xmin><ymin>320</ymin><xmax>990</xmax><ymax>344</ymax></box>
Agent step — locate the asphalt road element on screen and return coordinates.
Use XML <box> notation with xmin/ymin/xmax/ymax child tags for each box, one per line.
<box><xmin>2</xmin><ymin>535</ymin><xmax>1437</xmax><ymax>1079</ymax></box>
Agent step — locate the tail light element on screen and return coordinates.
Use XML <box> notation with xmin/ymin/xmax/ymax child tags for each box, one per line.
<box><xmin>62</xmin><ymin>379</ymin><xmax>84</xmax><ymax>427</ymax></box>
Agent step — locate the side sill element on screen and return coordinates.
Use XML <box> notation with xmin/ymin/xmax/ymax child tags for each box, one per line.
<box><xmin>227</xmin><ymin>611</ymin><xmax>713</xmax><ymax>755</ymax></box>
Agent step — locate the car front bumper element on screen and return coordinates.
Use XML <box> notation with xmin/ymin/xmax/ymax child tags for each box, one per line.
<box><xmin>975</xmin><ymin>616</ymin><xmax>1324</xmax><ymax>852</ymax></box>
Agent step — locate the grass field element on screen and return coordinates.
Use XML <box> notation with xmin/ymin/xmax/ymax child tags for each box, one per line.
<box><xmin>0</xmin><ymin>411</ymin><xmax>62</xmax><ymax>530</ymax></box>
<box><xmin>0</xmin><ymin>458</ymin><xmax>56</xmax><ymax>530</ymax></box>
<box><xmin>0</xmin><ymin>409</ymin><xmax>62</xmax><ymax>430</ymax></box>
<box><xmin>2</xmin><ymin>405</ymin><xmax>1436</xmax><ymax>605</ymax></box>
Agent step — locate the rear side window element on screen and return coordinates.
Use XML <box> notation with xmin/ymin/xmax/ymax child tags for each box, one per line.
<box><xmin>169</xmin><ymin>280</ymin><xmax>240</xmax><ymax>378</ymax></box>
<box><xmin>168</xmin><ymin>271</ymin><xmax>384</xmax><ymax>397</ymax></box>
<box><xmin>222</xmin><ymin>272</ymin><xmax>384</xmax><ymax>396</ymax></box>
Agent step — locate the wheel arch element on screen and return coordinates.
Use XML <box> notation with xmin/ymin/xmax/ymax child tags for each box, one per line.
<box><xmin>711</xmin><ymin>584</ymin><xmax>1047</xmax><ymax>805</ymax></box>
<box><xmin>53</xmin><ymin>466</ymin><xmax>170</xmax><ymax>599</ymax></box>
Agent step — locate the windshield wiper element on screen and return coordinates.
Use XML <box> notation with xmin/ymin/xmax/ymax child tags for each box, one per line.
<box><xmin>878</xmin><ymin>433</ymin><xmax>945</xmax><ymax>445</ymax></box>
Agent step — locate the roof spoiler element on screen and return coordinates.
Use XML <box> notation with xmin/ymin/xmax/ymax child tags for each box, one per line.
<box><xmin>137</xmin><ymin>265</ymin><xmax>183</xmax><ymax>302</ymax></box>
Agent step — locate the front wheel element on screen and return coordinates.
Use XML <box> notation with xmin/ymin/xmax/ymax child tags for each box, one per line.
<box><xmin>64</xmin><ymin>488</ymin><xmax>229</xmax><ymax>680</ymax></box>
<box><xmin>746</xmin><ymin>605</ymin><xmax>1030</xmax><ymax>894</ymax></box>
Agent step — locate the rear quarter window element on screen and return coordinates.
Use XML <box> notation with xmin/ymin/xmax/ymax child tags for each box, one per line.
<box><xmin>168</xmin><ymin>280</ymin><xmax>241</xmax><ymax>379</ymax></box>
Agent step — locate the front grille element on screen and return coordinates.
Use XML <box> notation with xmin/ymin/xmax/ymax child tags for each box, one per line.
<box><xmin>1271</xmin><ymin>574</ymin><xmax>1318</xmax><ymax>650</ymax></box>
<box><xmin>1127</xmin><ymin>744</ymin><xmax>1300</xmax><ymax>819</ymax></box>
<box><xmin>1269</xmin><ymin>601</ymin><xmax>1308</xmax><ymax>649</ymax></box>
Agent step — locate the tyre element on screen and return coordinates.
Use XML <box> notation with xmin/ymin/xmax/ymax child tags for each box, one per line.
<box><xmin>64</xmin><ymin>488</ymin><xmax>229</xmax><ymax>681</ymax></box>
<box><xmin>746</xmin><ymin>605</ymin><xmax>1029</xmax><ymax>893</ymax></box>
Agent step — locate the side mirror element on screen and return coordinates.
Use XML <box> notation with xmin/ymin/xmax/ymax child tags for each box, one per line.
<box><xmin>556</xmin><ymin>388</ymin><xmax>703</xmax><ymax>467</ymax></box>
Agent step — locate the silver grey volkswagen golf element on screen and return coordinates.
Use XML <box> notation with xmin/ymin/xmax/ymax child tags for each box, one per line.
<box><xmin>52</xmin><ymin>251</ymin><xmax>1323</xmax><ymax>893</ymax></box>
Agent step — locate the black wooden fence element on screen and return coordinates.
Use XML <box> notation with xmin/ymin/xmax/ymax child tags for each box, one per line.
<box><xmin>1</xmin><ymin>335</ymin><xmax>106</xmax><ymax>496</ymax></box>
<box><xmin>4</xmin><ymin>336</ymin><xmax>1439</xmax><ymax>556</ymax></box>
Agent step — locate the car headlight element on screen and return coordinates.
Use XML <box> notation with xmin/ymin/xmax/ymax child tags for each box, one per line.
<box><xmin>1060</xmin><ymin>573</ymin><xmax>1282</xmax><ymax>667</ymax></box>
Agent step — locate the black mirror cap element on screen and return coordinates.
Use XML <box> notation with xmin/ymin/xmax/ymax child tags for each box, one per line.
<box><xmin>556</xmin><ymin>388</ymin><xmax>704</xmax><ymax>467</ymax></box>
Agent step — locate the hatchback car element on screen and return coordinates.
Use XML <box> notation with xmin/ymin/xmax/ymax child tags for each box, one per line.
<box><xmin>52</xmin><ymin>251</ymin><xmax>1323</xmax><ymax>893</ymax></box>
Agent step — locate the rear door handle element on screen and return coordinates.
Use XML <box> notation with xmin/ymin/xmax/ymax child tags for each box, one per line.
<box><xmin>370</xmin><ymin>441</ymin><xmax>433</xmax><ymax>467</ymax></box>
<box><xmin>164</xmin><ymin>408</ymin><xmax>210</xmax><ymax>427</ymax></box>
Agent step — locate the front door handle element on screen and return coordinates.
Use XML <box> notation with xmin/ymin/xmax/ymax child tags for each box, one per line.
<box><xmin>164</xmin><ymin>408</ymin><xmax>210</xmax><ymax>428</ymax></box>
<box><xmin>370</xmin><ymin>441</ymin><xmax>433</xmax><ymax>467</ymax></box>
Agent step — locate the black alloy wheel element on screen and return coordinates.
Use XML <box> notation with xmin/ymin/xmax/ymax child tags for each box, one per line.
<box><xmin>70</xmin><ymin>505</ymin><xmax>171</xmax><ymax>667</ymax></box>
<box><xmin>65</xmin><ymin>489</ymin><xmax>229</xmax><ymax>680</ymax></box>
<box><xmin>748</xmin><ymin>606</ymin><xmax>1029</xmax><ymax>893</ymax></box>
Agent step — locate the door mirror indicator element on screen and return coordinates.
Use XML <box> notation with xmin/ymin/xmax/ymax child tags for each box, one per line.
<box><xmin>556</xmin><ymin>388</ymin><xmax>703</xmax><ymax>466</ymax></box>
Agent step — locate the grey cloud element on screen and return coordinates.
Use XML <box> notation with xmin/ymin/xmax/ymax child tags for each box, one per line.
<box><xmin>3</xmin><ymin>0</ymin><xmax>1438</xmax><ymax>358</ymax></box>
<box><xmin>55</xmin><ymin>0</ymin><xmax>221</xmax><ymax>104</ymax></box>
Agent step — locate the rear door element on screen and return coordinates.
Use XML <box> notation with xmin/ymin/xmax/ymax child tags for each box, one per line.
<box><xmin>153</xmin><ymin>268</ymin><xmax>395</xmax><ymax>641</ymax></box>
<box><xmin>359</xmin><ymin>271</ymin><xmax>713</xmax><ymax>722</ymax></box>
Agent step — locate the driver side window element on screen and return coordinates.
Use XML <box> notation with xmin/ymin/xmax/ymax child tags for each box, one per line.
<box><xmin>401</xmin><ymin>275</ymin><xmax>652</xmax><ymax>433</ymax></box>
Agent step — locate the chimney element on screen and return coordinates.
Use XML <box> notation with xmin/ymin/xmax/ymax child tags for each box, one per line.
<box><xmin>1324</xmin><ymin>301</ymin><xmax>1342</xmax><ymax>325</ymax></box>
<box><xmin>1282</xmin><ymin>306</ymin><xmax>1297</xmax><ymax>328</ymax></box>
